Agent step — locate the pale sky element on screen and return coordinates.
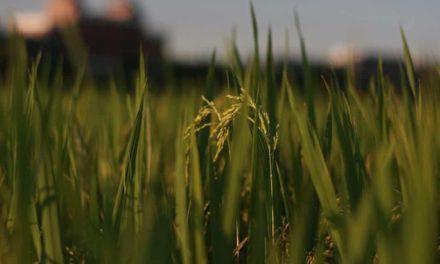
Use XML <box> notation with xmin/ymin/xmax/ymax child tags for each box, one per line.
<box><xmin>1</xmin><ymin>0</ymin><xmax>439</xmax><ymax>62</ymax></box>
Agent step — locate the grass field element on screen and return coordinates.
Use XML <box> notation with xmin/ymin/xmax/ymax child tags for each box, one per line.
<box><xmin>1</xmin><ymin>8</ymin><xmax>440</xmax><ymax>263</ymax></box>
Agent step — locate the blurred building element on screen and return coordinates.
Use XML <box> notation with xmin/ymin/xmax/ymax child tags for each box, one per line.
<box><xmin>329</xmin><ymin>44</ymin><xmax>362</xmax><ymax>68</ymax></box>
<box><xmin>2</xmin><ymin>0</ymin><xmax>163</xmax><ymax>80</ymax></box>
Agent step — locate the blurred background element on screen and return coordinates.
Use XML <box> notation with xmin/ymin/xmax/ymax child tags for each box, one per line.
<box><xmin>0</xmin><ymin>0</ymin><xmax>439</xmax><ymax>87</ymax></box>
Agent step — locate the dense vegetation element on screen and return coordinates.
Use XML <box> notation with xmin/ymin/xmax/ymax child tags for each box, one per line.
<box><xmin>1</xmin><ymin>8</ymin><xmax>440</xmax><ymax>263</ymax></box>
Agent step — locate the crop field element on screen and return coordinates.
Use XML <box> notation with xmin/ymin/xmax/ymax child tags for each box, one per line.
<box><xmin>1</xmin><ymin>9</ymin><xmax>440</xmax><ymax>264</ymax></box>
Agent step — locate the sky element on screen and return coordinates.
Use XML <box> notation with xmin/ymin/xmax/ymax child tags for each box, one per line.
<box><xmin>1</xmin><ymin>0</ymin><xmax>439</xmax><ymax>62</ymax></box>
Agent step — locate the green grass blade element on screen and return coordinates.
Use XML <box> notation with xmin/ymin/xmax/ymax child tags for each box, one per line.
<box><xmin>294</xmin><ymin>10</ymin><xmax>315</xmax><ymax>129</ymax></box>
<box><xmin>400</xmin><ymin>27</ymin><xmax>417</xmax><ymax>99</ymax></box>
<box><xmin>189</xmin><ymin>132</ymin><xmax>208</xmax><ymax>264</ymax></box>
<box><xmin>175</xmin><ymin>125</ymin><xmax>191</xmax><ymax>264</ymax></box>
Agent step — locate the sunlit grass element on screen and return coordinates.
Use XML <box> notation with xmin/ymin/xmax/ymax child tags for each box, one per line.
<box><xmin>1</xmin><ymin>7</ymin><xmax>440</xmax><ymax>264</ymax></box>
